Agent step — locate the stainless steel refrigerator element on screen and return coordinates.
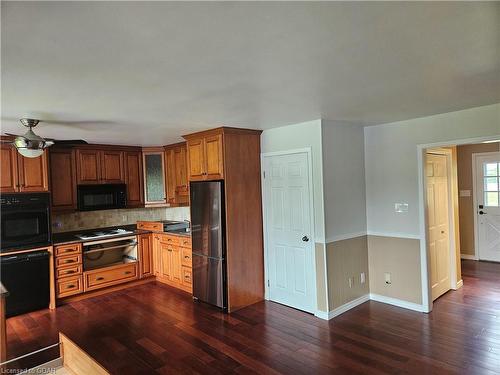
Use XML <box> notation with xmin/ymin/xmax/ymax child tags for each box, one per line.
<box><xmin>190</xmin><ymin>181</ymin><xmax>227</xmax><ymax>309</ymax></box>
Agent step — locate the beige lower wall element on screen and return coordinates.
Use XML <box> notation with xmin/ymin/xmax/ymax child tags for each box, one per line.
<box><xmin>326</xmin><ymin>236</ymin><xmax>369</xmax><ymax>310</ymax></box>
<box><xmin>368</xmin><ymin>235</ymin><xmax>422</xmax><ymax>304</ymax></box>
<box><xmin>315</xmin><ymin>243</ymin><xmax>328</xmax><ymax>312</ymax></box>
<box><xmin>52</xmin><ymin>206</ymin><xmax>190</xmax><ymax>233</ymax></box>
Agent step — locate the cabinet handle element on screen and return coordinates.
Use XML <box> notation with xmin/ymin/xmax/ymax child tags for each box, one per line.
<box><xmin>64</xmin><ymin>259</ymin><xmax>74</xmax><ymax>264</ymax></box>
<box><xmin>67</xmin><ymin>284</ymin><xmax>75</xmax><ymax>288</ymax></box>
<box><xmin>184</xmin><ymin>256</ymin><xmax>190</xmax><ymax>259</ymax></box>
<box><xmin>96</xmin><ymin>277</ymin><xmax>105</xmax><ymax>281</ymax></box>
<box><xmin>65</xmin><ymin>270</ymin><xmax>75</xmax><ymax>274</ymax></box>
<box><xmin>125</xmin><ymin>271</ymin><xmax>132</xmax><ymax>275</ymax></box>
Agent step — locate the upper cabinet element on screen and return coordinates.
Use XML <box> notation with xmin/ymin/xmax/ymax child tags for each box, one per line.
<box><xmin>49</xmin><ymin>148</ymin><xmax>77</xmax><ymax>211</ymax></box>
<box><xmin>165</xmin><ymin>142</ymin><xmax>189</xmax><ymax>206</ymax></box>
<box><xmin>0</xmin><ymin>143</ymin><xmax>48</xmax><ymax>193</ymax></box>
<box><xmin>124</xmin><ymin>151</ymin><xmax>144</xmax><ymax>208</ymax></box>
<box><xmin>76</xmin><ymin>149</ymin><xmax>125</xmax><ymax>185</ymax></box>
<box><xmin>184</xmin><ymin>131</ymin><xmax>224</xmax><ymax>181</ymax></box>
<box><xmin>142</xmin><ymin>148</ymin><xmax>166</xmax><ymax>206</ymax></box>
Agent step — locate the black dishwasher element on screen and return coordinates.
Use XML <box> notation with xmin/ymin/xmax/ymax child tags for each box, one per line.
<box><xmin>0</xmin><ymin>250</ymin><xmax>50</xmax><ymax>317</ymax></box>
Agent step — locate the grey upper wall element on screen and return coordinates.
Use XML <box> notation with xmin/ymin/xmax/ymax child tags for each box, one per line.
<box><xmin>322</xmin><ymin>121</ymin><xmax>366</xmax><ymax>242</ymax></box>
<box><xmin>365</xmin><ymin>103</ymin><xmax>500</xmax><ymax>237</ymax></box>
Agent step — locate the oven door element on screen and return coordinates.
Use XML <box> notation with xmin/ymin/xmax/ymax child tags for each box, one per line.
<box><xmin>1</xmin><ymin>206</ymin><xmax>51</xmax><ymax>251</ymax></box>
<box><xmin>77</xmin><ymin>184</ymin><xmax>126</xmax><ymax>211</ymax></box>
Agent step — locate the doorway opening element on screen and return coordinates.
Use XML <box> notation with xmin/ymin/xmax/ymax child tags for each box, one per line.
<box><xmin>420</xmin><ymin>138</ymin><xmax>500</xmax><ymax>311</ymax></box>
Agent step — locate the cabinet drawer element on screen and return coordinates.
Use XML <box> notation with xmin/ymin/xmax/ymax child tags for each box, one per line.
<box><xmin>55</xmin><ymin>243</ymin><xmax>81</xmax><ymax>256</ymax></box>
<box><xmin>181</xmin><ymin>248</ymin><xmax>192</xmax><ymax>267</ymax></box>
<box><xmin>56</xmin><ymin>264</ymin><xmax>82</xmax><ymax>279</ymax></box>
<box><xmin>56</xmin><ymin>275</ymin><xmax>83</xmax><ymax>298</ymax></box>
<box><xmin>181</xmin><ymin>266</ymin><xmax>192</xmax><ymax>287</ymax></box>
<box><xmin>137</xmin><ymin>221</ymin><xmax>163</xmax><ymax>231</ymax></box>
<box><xmin>179</xmin><ymin>237</ymin><xmax>191</xmax><ymax>248</ymax></box>
<box><xmin>55</xmin><ymin>254</ymin><xmax>82</xmax><ymax>268</ymax></box>
<box><xmin>84</xmin><ymin>263</ymin><xmax>138</xmax><ymax>291</ymax></box>
<box><xmin>162</xmin><ymin>235</ymin><xmax>179</xmax><ymax>245</ymax></box>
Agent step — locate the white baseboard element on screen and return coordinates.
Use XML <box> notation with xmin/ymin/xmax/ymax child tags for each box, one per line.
<box><xmin>369</xmin><ymin>293</ymin><xmax>425</xmax><ymax>312</ymax></box>
<box><xmin>456</xmin><ymin>279</ymin><xmax>464</xmax><ymax>289</ymax></box>
<box><xmin>20</xmin><ymin>358</ymin><xmax>63</xmax><ymax>374</ymax></box>
<box><xmin>460</xmin><ymin>254</ymin><xmax>478</xmax><ymax>260</ymax></box>
<box><xmin>328</xmin><ymin>294</ymin><xmax>370</xmax><ymax>319</ymax></box>
<box><xmin>314</xmin><ymin>310</ymin><xmax>330</xmax><ymax>320</ymax></box>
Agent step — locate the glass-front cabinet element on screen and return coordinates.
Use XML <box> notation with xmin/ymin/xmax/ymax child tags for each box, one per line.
<box><xmin>142</xmin><ymin>148</ymin><xmax>166</xmax><ymax>206</ymax></box>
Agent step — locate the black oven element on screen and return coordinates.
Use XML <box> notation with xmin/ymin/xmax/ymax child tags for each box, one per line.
<box><xmin>77</xmin><ymin>184</ymin><xmax>127</xmax><ymax>211</ymax></box>
<box><xmin>1</xmin><ymin>193</ymin><xmax>51</xmax><ymax>252</ymax></box>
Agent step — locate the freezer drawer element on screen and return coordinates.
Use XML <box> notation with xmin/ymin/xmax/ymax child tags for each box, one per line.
<box><xmin>192</xmin><ymin>254</ymin><xmax>225</xmax><ymax>309</ymax></box>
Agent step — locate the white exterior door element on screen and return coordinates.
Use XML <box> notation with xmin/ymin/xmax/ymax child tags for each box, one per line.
<box><xmin>476</xmin><ymin>153</ymin><xmax>500</xmax><ymax>262</ymax></box>
<box><xmin>263</xmin><ymin>152</ymin><xmax>315</xmax><ymax>313</ymax></box>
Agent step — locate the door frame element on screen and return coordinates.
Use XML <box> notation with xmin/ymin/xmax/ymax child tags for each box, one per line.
<box><xmin>417</xmin><ymin>135</ymin><xmax>500</xmax><ymax>313</ymax></box>
<box><xmin>260</xmin><ymin>147</ymin><xmax>319</xmax><ymax>315</ymax></box>
<box><xmin>425</xmin><ymin>148</ymin><xmax>458</xmax><ymax>299</ymax></box>
<box><xmin>472</xmin><ymin>151</ymin><xmax>500</xmax><ymax>261</ymax></box>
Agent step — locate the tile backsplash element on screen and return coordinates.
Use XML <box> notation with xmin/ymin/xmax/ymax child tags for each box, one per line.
<box><xmin>52</xmin><ymin>206</ymin><xmax>190</xmax><ymax>233</ymax></box>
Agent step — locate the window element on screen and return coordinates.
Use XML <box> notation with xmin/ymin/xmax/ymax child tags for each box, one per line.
<box><xmin>484</xmin><ymin>162</ymin><xmax>500</xmax><ymax>207</ymax></box>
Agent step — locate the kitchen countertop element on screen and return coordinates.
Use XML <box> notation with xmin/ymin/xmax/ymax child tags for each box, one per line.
<box><xmin>52</xmin><ymin>224</ymin><xmax>190</xmax><ymax>246</ymax></box>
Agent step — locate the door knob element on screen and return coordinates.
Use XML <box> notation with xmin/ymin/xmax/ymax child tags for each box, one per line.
<box><xmin>479</xmin><ymin>210</ymin><xmax>486</xmax><ymax>215</ymax></box>
<box><xmin>302</xmin><ymin>236</ymin><xmax>309</xmax><ymax>242</ymax></box>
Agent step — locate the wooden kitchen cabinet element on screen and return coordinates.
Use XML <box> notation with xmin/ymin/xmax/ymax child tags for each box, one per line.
<box><xmin>138</xmin><ymin>233</ymin><xmax>153</xmax><ymax>278</ymax></box>
<box><xmin>125</xmin><ymin>151</ymin><xmax>144</xmax><ymax>207</ymax></box>
<box><xmin>76</xmin><ymin>148</ymin><xmax>125</xmax><ymax>185</ymax></box>
<box><xmin>142</xmin><ymin>148</ymin><xmax>166</xmax><ymax>206</ymax></box>
<box><xmin>49</xmin><ymin>148</ymin><xmax>77</xmax><ymax>211</ymax></box>
<box><xmin>185</xmin><ymin>132</ymin><xmax>223</xmax><ymax>181</ymax></box>
<box><xmin>0</xmin><ymin>143</ymin><xmax>48</xmax><ymax>193</ymax></box>
<box><xmin>76</xmin><ymin>149</ymin><xmax>101</xmax><ymax>184</ymax></box>
<box><xmin>165</xmin><ymin>142</ymin><xmax>189</xmax><ymax>205</ymax></box>
<box><xmin>154</xmin><ymin>233</ymin><xmax>192</xmax><ymax>293</ymax></box>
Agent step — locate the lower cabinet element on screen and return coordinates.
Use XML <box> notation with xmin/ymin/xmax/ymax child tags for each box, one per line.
<box><xmin>138</xmin><ymin>233</ymin><xmax>153</xmax><ymax>278</ymax></box>
<box><xmin>84</xmin><ymin>263</ymin><xmax>138</xmax><ymax>291</ymax></box>
<box><xmin>154</xmin><ymin>233</ymin><xmax>192</xmax><ymax>293</ymax></box>
<box><xmin>54</xmin><ymin>243</ymin><xmax>84</xmax><ymax>299</ymax></box>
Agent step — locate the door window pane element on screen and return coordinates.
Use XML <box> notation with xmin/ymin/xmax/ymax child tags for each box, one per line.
<box><xmin>485</xmin><ymin>163</ymin><xmax>499</xmax><ymax>177</ymax></box>
<box><xmin>485</xmin><ymin>177</ymin><xmax>499</xmax><ymax>192</ymax></box>
<box><xmin>485</xmin><ymin>192</ymin><xmax>499</xmax><ymax>207</ymax></box>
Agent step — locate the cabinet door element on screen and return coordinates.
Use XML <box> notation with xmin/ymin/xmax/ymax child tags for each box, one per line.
<box><xmin>187</xmin><ymin>139</ymin><xmax>205</xmax><ymax>181</ymax></box>
<box><xmin>125</xmin><ymin>151</ymin><xmax>144</xmax><ymax>207</ymax></box>
<box><xmin>49</xmin><ymin>149</ymin><xmax>76</xmax><ymax>211</ymax></box>
<box><xmin>76</xmin><ymin>149</ymin><xmax>100</xmax><ymax>184</ymax></box>
<box><xmin>139</xmin><ymin>234</ymin><xmax>153</xmax><ymax>278</ymax></box>
<box><xmin>174</xmin><ymin>145</ymin><xmax>189</xmax><ymax>204</ymax></box>
<box><xmin>170</xmin><ymin>246</ymin><xmax>182</xmax><ymax>283</ymax></box>
<box><xmin>143</xmin><ymin>152</ymin><xmax>166</xmax><ymax>205</ymax></box>
<box><xmin>101</xmin><ymin>150</ymin><xmax>125</xmax><ymax>183</ymax></box>
<box><xmin>159</xmin><ymin>242</ymin><xmax>171</xmax><ymax>279</ymax></box>
<box><xmin>205</xmin><ymin>134</ymin><xmax>224</xmax><ymax>179</ymax></box>
<box><xmin>18</xmin><ymin>151</ymin><xmax>49</xmax><ymax>192</ymax></box>
<box><xmin>0</xmin><ymin>144</ymin><xmax>19</xmax><ymax>193</ymax></box>
<box><xmin>165</xmin><ymin>148</ymin><xmax>176</xmax><ymax>204</ymax></box>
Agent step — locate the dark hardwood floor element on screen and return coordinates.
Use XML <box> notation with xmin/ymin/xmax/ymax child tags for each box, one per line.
<box><xmin>5</xmin><ymin>260</ymin><xmax>500</xmax><ymax>374</ymax></box>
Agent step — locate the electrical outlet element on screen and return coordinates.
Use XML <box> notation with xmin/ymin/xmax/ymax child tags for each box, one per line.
<box><xmin>384</xmin><ymin>272</ymin><xmax>392</xmax><ymax>285</ymax></box>
<box><xmin>360</xmin><ymin>272</ymin><xmax>366</xmax><ymax>284</ymax></box>
<box><xmin>348</xmin><ymin>277</ymin><xmax>353</xmax><ymax>288</ymax></box>
<box><xmin>122</xmin><ymin>215</ymin><xmax>127</xmax><ymax>222</ymax></box>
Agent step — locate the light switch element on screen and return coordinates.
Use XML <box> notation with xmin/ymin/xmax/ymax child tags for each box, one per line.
<box><xmin>395</xmin><ymin>203</ymin><xmax>409</xmax><ymax>213</ymax></box>
<box><xmin>384</xmin><ymin>272</ymin><xmax>391</xmax><ymax>284</ymax></box>
<box><xmin>360</xmin><ymin>272</ymin><xmax>366</xmax><ymax>284</ymax></box>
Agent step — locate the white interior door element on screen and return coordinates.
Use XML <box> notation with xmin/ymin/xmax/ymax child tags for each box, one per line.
<box><xmin>475</xmin><ymin>153</ymin><xmax>500</xmax><ymax>262</ymax></box>
<box><xmin>263</xmin><ymin>152</ymin><xmax>315</xmax><ymax>313</ymax></box>
<box><xmin>426</xmin><ymin>153</ymin><xmax>451</xmax><ymax>301</ymax></box>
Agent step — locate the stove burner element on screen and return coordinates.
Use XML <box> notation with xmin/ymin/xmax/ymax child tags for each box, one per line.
<box><xmin>76</xmin><ymin>228</ymin><xmax>133</xmax><ymax>240</ymax></box>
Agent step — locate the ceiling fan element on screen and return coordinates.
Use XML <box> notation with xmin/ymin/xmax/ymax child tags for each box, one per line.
<box><xmin>2</xmin><ymin>118</ymin><xmax>87</xmax><ymax>158</ymax></box>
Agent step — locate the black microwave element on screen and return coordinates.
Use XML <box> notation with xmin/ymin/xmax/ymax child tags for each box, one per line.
<box><xmin>1</xmin><ymin>193</ymin><xmax>51</xmax><ymax>252</ymax></box>
<box><xmin>77</xmin><ymin>184</ymin><xmax>127</xmax><ymax>211</ymax></box>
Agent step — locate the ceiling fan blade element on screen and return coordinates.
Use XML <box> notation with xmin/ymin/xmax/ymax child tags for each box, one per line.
<box><xmin>5</xmin><ymin>133</ymin><xmax>21</xmax><ymax>137</ymax></box>
<box><xmin>53</xmin><ymin>139</ymin><xmax>88</xmax><ymax>145</ymax></box>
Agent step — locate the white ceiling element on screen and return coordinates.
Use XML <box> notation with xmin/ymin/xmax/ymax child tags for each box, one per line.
<box><xmin>1</xmin><ymin>1</ymin><xmax>499</xmax><ymax>146</ymax></box>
